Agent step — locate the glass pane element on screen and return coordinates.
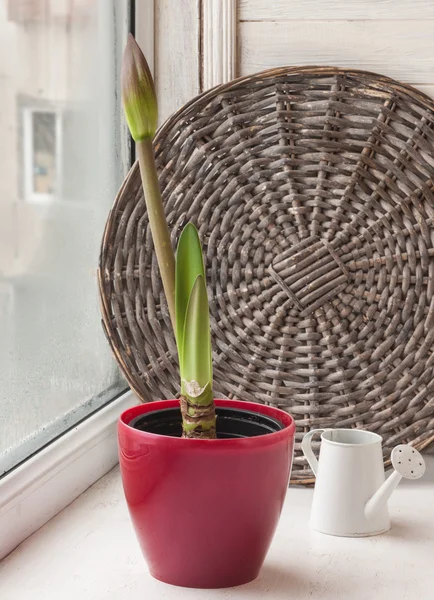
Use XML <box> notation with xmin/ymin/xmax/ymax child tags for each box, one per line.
<box><xmin>0</xmin><ymin>1</ymin><xmax>130</xmax><ymax>475</ymax></box>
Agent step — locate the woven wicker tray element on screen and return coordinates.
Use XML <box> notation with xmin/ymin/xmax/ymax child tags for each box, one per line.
<box><xmin>99</xmin><ymin>67</ymin><xmax>434</xmax><ymax>484</ymax></box>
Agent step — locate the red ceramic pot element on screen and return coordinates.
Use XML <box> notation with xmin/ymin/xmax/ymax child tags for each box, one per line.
<box><xmin>118</xmin><ymin>399</ymin><xmax>295</xmax><ymax>589</ymax></box>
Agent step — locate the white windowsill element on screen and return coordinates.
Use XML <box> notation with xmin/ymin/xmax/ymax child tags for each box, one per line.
<box><xmin>0</xmin><ymin>390</ymin><xmax>138</xmax><ymax>559</ymax></box>
<box><xmin>1</xmin><ymin>456</ymin><xmax>433</xmax><ymax>599</ymax></box>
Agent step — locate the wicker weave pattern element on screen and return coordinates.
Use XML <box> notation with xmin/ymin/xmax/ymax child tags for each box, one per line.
<box><xmin>99</xmin><ymin>68</ymin><xmax>434</xmax><ymax>483</ymax></box>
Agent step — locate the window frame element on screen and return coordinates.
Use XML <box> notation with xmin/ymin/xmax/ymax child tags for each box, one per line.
<box><xmin>0</xmin><ymin>390</ymin><xmax>136</xmax><ymax>560</ymax></box>
<box><xmin>0</xmin><ymin>0</ymin><xmax>153</xmax><ymax>560</ymax></box>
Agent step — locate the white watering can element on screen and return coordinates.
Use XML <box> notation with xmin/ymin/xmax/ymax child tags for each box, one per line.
<box><xmin>302</xmin><ymin>428</ymin><xmax>426</xmax><ymax>537</ymax></box>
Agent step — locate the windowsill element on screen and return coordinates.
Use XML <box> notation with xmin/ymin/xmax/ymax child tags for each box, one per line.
<box><xmin>1</xmin><ymin>457</ymin><xmax>433</xmax><ymax>599</ymax></box>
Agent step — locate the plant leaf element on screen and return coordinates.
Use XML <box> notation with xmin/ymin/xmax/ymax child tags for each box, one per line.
<box><xmin>175</xmin><ymin>224</ymin><xmax>205</xmax><ymax>375</ymax></box>
<box><xmin>182</xmin><ymin>275</ymin><xmax>212</xmax><ymax>392</ymax></box>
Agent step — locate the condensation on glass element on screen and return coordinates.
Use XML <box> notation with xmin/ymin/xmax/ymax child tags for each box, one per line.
<box><xmin>0</xmin><ymin>1</ymin><xmax>130</xmax><ymax>475</ymax></box>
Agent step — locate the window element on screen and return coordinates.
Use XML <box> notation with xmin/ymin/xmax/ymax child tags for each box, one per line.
<box><xmin>0</xmin><ymin>1</ymin><xmax>132</xmax><ymax>476</ymax></box>
<box><xmin>23</xmin><ymin>107</ymin><xmax>62</xmax><ymax>203</ymax></box>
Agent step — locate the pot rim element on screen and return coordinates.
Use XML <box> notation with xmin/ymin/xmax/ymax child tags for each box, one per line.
<box><xmin>119</xmin><ymin>399</ymin><xmax>295</xmax><ymax>448</ymax></box>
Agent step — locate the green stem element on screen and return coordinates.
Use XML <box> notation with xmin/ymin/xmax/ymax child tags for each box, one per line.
<box><xmin>137</xmin><ymin>138</ymin><xmax>176</xmax><ymax>330</ymax></box>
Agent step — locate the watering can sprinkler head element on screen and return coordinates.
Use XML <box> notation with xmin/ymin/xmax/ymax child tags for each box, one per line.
<box><xmin>365</xmin><ymin>445</ymin><xmax>425</xmax><ymax>520</ymax></box>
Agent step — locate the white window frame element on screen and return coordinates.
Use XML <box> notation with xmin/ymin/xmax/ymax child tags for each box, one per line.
<box><xmin>0</xmin><ymin>0</ymin><xmax>154</xmax><ymax>560</ymax></box>
<box><xmin>23</xmin><ymin>107</ymin><xmax>63</xmax><ymax>205</ymax></box>
<box><xmin>0</xmin><ymin>391</ymin><xmax>137</xmax><ymax>560</ymax></box>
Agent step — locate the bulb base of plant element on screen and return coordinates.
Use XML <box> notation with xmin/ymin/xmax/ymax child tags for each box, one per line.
<box><xmin>180</xmin><ymin>386</ymin><xmax>216</xmax><ymax>439</ymax></box>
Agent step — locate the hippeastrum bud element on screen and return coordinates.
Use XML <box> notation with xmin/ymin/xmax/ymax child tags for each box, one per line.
<box><xmin>121</xmin><ymin>34</ymin><xmax>158</xmax><ymax>141</ymax></box>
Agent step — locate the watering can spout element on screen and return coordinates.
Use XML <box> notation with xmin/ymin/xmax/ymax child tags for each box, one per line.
<box><xmin>365</xmin><ymin>445</ymin><xmax>425</xmax><ymax>521</ymax></box>
<box><xmin>365</xmin><ymin>470</ymin><xmax>402</xmax><ymax>520</ymax></box>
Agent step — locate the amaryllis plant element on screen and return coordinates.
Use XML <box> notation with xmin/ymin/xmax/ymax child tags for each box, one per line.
<box><xmin>122</xmin><ymin>34</ymin><xmax>216</xmax><ymax>439</ymax></box>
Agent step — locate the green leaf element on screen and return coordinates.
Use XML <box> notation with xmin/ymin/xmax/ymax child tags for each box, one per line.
<box><xmin>175</xmin><ymin>224</ymin><xmax>205</xmax><ymax>374</ymax></box>
<box><xmin>182</xmin><ymin>275</ymin><xmax>212</xmax><ymax>392</ymax></box>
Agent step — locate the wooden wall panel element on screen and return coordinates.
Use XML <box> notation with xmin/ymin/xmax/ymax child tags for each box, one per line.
<box><xmin>239</xmin><ymin>20</ymin><xmax>434</xmax><ymax>87</ymax></box>
<box><xmin>155</xmin><ymin>0</ymin><xmax>200</xmax><ymax>122</ymax></box>
<box><xmin>239</xmin><ymin>0</ymin><xmax>434</xmax><ymax>21</ymax></box>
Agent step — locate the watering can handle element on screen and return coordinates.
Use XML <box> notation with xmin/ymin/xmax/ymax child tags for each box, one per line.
<box><xmin>301</xmin><ymin>429</ymin><xmax>325</xmax><ymax>477</ymax></box>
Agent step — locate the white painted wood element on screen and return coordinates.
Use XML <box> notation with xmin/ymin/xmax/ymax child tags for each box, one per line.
<box><xmin>135</xmin><ymin>0</ymin><xmax>154</xmax><ymax>75</ymax></box>
<box><xmin>417</xmin><ymin>84</ymin><xmax>434</xmax><ymax>99</ymax></box>
<box><xmin>155</xmin><ymin>0</ymin><xmax>200</xmax><ymax>122</ymax></box>
<box><xmin>0</xmin><ymin>390</ymin><xmax>137</xmax><ymax>561</ymax></box>
<box><xmin>202</xmin><ymin>0</ymin><xmax>237</xmax><ymax>89</ymax></box>
<box><xmin>239</xmin><ymin>21</ymin><xmax>434</xmax><ymax>85</ymax></box>
<box><xmin>240</xmin><ymin>0</ymin><xmax>434</xmax><ymax>20</ymax></box>
<box><xmin>1</xmin><ymin>457</ymin><xmax>433</xmax><ymax>598</ymax></box>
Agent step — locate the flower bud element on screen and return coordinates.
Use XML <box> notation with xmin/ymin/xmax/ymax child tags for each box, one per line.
<box><xmin>121</xmin><ymin>34</ymin><xmax>158</xmax><ymax>141</ymax></box>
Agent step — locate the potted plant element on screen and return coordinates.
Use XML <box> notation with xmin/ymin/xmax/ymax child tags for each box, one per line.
<box><xmin>116</xmin><ymin>34</ymin><xmax>296</xmax><ymax>589</ymax></box>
